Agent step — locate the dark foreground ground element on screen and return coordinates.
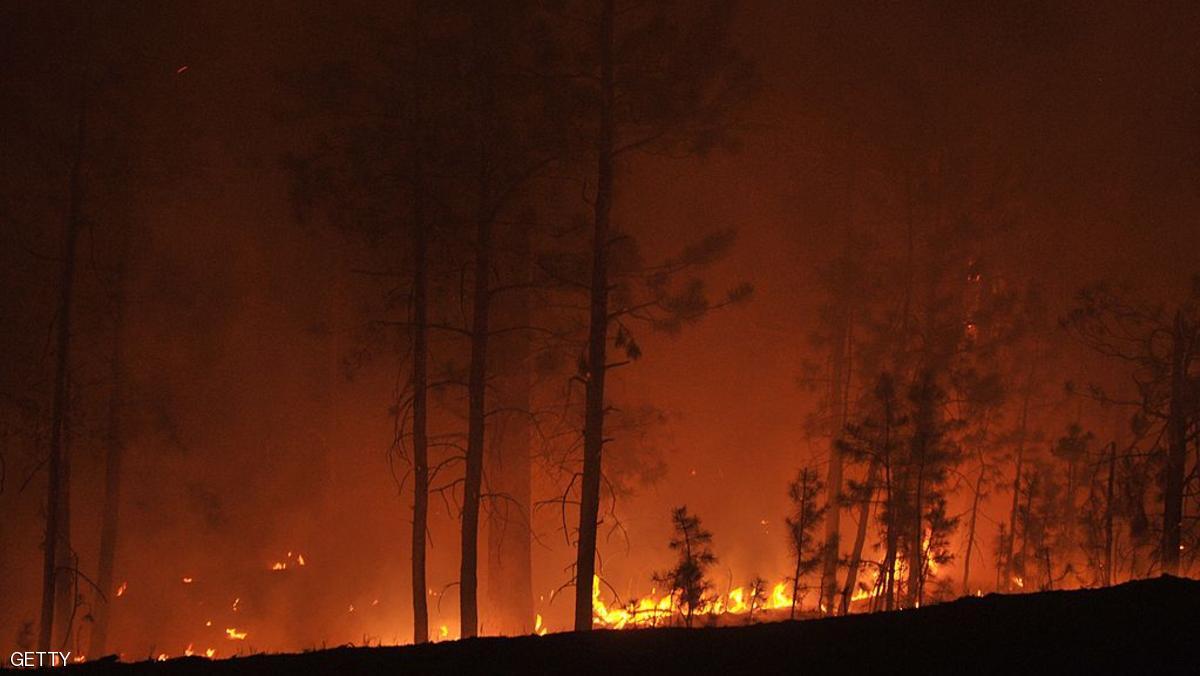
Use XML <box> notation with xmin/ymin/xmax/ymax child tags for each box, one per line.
<box><xmin>45</xmin><ymin>576</ymin><xmax>1200</xmax><ymax>675</ymax></box>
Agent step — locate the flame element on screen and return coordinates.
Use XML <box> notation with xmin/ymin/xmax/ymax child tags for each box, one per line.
<box><xmin>438</xmin><ymin>625</ymin><xmax>449</xmax><ymax>640</ymax></box>
<box><xmin>115</xmin><ymin>581</ymin><xmax>127</xmax><ymax>597</ymax></box>
<box><xmin>298</xmin><ymin>554</ymin><xmax>306</xmax><ymax>566</ymax></box>
<box><xmin>272</xmin><ymin>562</ymin><xmax>287</xmax><ymax>571</ymax></box>
<box><xmin>1012</xmin><ymin>576</ymin><xmax>1024</xmax><ymax>589</ymax></box>
<box><xmin>592</xmin><ymin>528</ymin><xmax>949</xmax><ymax>628</ymax></box>
<box><xmin>184</xmin><ymin>644</ymin><xmax>195</xmax><ymax>657</ymax></box>
<box><xmin>591</xmin><ymin>575</ymin><xmax>800</xmax><ymax>629</ymax></box>
<box><xmin>534</xmin><ymin>614</ymin><xmax>548</xmax><ymax>636</ymax></box>
<box><xmin>205</xmin><ymin>648</ymin><xmax>216</xmax><ymax>658</ymax></box>
<box><xmin>157</xmin><ymin>654</ymin><xmax>168</xmax><ymax>662</ymax></box>
<box><xmin>225</xmin><ymin>628</ymin><xmax>247</xmax><ymax>640</ymax></box>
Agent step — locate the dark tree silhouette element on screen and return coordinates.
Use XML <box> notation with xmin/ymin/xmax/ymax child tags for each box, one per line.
<box><xmin>786</xmin><ymin>467</ymin><xmax>825</xmax><ymax>617</ymax></box>
<box><xmin>653</xmin><ymin>506</ymin><xmax>718</xmax><ymax>628</ymax></box>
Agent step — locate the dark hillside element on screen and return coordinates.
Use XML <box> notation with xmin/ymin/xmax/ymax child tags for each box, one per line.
<box><xmin>54</xmin><ymin>576</ymin><xmax>1199</xmax><ymax>675</ymax></box>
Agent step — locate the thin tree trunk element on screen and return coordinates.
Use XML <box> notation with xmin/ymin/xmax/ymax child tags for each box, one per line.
<box><xmin>90</xmin><ymin>264</ymin><xmax>126</xmax><ymax>658</ymax></box>
<box><xmin>409</xmin><ymin>203</ymin><xmax>430</xmax><ymax>644</ymax></box>
<box><xmin>406</xmin><ymin>0</ymin><xmax>431</xmax><ymax>645</ymax></box>
<box><xmin>839</xmin><ymin>455</ymin><xmax>878</xmax><ymax>615</ymax></box>
<box><xmin>1104</xmin><ymin>441</ymin><xmax>1116</xmax><ymax>586</ymax></box>
<box><xmin>39</xmin><ymin>99</ymin><xmax>86</xmax><ymax>653</ymax></box>
<box><xmin>460</xmin><ymin>3</ymin><xmax>503</xmax><ymax>635</ymax></box>
<box><xmin>962</xmin><ymin>453</ymin><xmax>985</xmax><ymax>596</ymax></box>
<box><xmin>880</xmin><ymin>448</ymin><xmax>897</xmax><ymax>612</ymax></box>
<box><xmin>906</xmin><ymin>372</ymin><xmax>932</xmax><ymax>608</ymax></box>
<box><xmin>573</xmin><ymin>0</ymin><xmax>615</xmax><ymax>633</ymax></box>
<box><xmin>460</xmin><ymin>192</ymin><xmax>492</xmax><ymax>639</ymax></box>
<box><xmin>408</xmin><ymin>81</ymin><xmax>431</xmax><ymax>647</ymax></box>
<box><xmin>54</xmin><ymin>411</ymin><xmax>74</xmax><ymax>651</ymax></box>
<box><xmin>820</xmin><ymin>317</ymin><xmax>851</xmax><ymax>614</ymax></box>
<box><xmin>1004</xmin><ymin>382</ymin><xmax>1031</xmax><ymax>591</ymax></box>
<box><xmin>1161</xmin><ymin>310</ymin><xmax>1188</xmax><ymax>576</ymax></box>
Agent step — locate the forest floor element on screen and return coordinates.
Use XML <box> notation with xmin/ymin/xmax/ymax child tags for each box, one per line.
<box><xmin>49</xmin><ymin>575</ymin><xmax>1199</xmax><ymax>675</ymax></box>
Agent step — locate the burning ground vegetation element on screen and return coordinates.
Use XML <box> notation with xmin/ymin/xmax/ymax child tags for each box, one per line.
<box><xmin>44</xmin><ymin>576</ymin><xmax>1200</xmax><ymax>675</ymax></box>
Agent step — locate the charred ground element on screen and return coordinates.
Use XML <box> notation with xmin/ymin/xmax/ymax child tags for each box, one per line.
<box><xmin>54</xmin><ymin>576</ymin><xmax>1198</xmax><ymax>675</ymax></box>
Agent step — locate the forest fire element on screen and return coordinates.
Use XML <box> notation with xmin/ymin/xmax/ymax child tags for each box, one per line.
<box><xmin>2</xmin><ymin>1</ymin><xmax>1198</xmax><ymax>672</ymax></box>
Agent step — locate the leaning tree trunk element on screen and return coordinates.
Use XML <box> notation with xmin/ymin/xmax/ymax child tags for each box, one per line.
<box><xmin>1161</xmin><ymin>310</ymin><xmax>1188</xmax><ymax>576</ymax></box>
<box><xmin>39</xmin><ymin>100</ymin><xmax>87</xmax><ymax>653</ymax></box>
<box><xmin>819</xmin><ymin>316</ymin><xmax>850</xmax><ymax>614</ymax></box>
<box><xmin>839</xmin><ymin>455</ymin><xmax>879</xmax><ymax>615</ymax></box>
<box><xmin>961</xmin><ymin>450</ymin><xmax>986</xmax><ymax>596</ymax></box>
<box><xmin>90</xmin><ymin>264</ymin><xmax>127</xmax><ymax>657</ymax></box>
<box><xmin>573</xmin><ymin>0</ymin><xmax>615</xmax><ymax>633</ymax></box>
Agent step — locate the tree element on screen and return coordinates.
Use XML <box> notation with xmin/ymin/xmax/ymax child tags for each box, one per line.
<box><xmin>836</xmin><ymin>374</ymin><xmax>901</xmax><ymax>614</ymax></box>
<box><xmin>653</xmin><ymin>506</ymin><xmax>717</xmax><ymax>628</ymax></box>
<box><xmin>564</xmin><ymin>0</ymin><xmax>755</xmax><ymax>631</ymax></box>
<box><xmin>1065</xmin><ymin>278</ymin><xmax>1200</xmax><ymax>576</ymax></box>
<box><xmin>786</xmin><ymin>467</ymin><xmax>826</xmax><ymax>618</ymax></box>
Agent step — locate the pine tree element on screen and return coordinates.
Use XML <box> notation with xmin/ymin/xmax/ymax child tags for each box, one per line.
<box><xmin>653</xmin><ymin>506</ymin><xmax>718</xmax><ymax>628</ymax></box>
<box><xmin>786</xmin><ymin>467</ymin><xmax>826</xmax><ymax>617</ymax></box>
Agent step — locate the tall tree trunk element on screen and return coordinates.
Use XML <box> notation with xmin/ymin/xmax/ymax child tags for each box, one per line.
<box><xmin>407</xmin><ymin>0</ymin><xmax>431</xmax><ymax>645</ymax></box>
<box><xmin>1004</xmin><ymin>382</ymin><xmax>1031</xmax><ymax>591</ymax></box>
<box><xmin>90</xmin><ymin>264</ymin><xmax>126</xmax><ymax>657</ymax></box>
<box><xmin>39</xmin><ymin>100</ymin><xmax>86</xmax><ymax>653</ymax></box>
<box><xmin>878</xmin><ymin>448</ymin><xmax>897</xmax><ymax>612</ymax></box>
<box><xmin>460</xmin><ymin>197</ymin><xmax>492</xmax><ymax>638</ymax></box>
<box><xmin>1161</xmin><ymin>310</ymin><xmax>1188</xmax><ymax>576</ymax></box>
<box><xmin>962</xmin><ymin>452</ymin><xmax>985</xmax><ymax>596</ymax></box>
<box><xmin>461</xmin><ymin>3</ymin><xmax>503</xmax><ymax>635</ymax></box>
<box><xmin>573</xmin><ymin>0</ymin><xmax>615</xmax><ymax>632</ymax></box>
<box><xmin>409</xmin><ymin>202</ymin><xmax>430</xmax><ymax>645</ymax></box>
<box><xmin>1104</xmin><ymin>441</ymin><xmax>1117</xmax><ymax>586</ymax></box>
<box><xmin>839</xmin><ymin>420</ymin><xmax>883</xmax><ymax>615</ymax></box>
<box><xmin>906</xmin><ymin>371</ymin><xmax>933</xmax><ymax>608</ymax></box>
<box><xmin>54</xmin><ymin>412</ymin><xmax>74</xmax><ymax>651</ymax></box>
<box><xmin>408</xmin><ymin>112</ymin><xmax>430</xmax><ymax>650</ymax></box>
<box><xmin>789</xmin><ymin>475</ymin><xmax>814</xmax><ymax>620</ymax></box>
<box><xmin>819</xmin><ymin>317</ymin><xmax>851</xmax><ymax>614</ymax></box>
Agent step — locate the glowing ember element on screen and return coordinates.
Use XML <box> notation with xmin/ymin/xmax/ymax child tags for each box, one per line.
<box><xmin>182</xmin><ymin>577</ymin><xmax>194</xmax><ymax>584</ymax></box>
<box><xmin>115</xmin><ymin>581</ymin><xmax>127</xmax><ymax>597</ymax></box>
<box><xmin>225</xmin><ymin>627</ymin><xmax>247</xmax><ymax>640</ymax></box>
